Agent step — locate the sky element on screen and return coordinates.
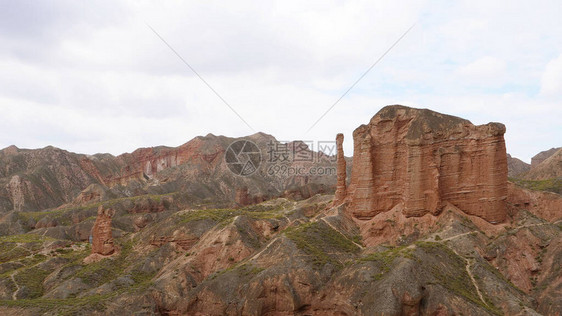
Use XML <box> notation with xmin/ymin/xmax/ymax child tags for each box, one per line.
<box><xmin>1</xmin><ymin>0</ymin><xmax>561</xmax><ymax>162</ymax></box>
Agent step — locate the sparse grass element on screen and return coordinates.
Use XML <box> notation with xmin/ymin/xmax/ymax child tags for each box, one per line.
<box><xmin>0</xmin><ymin>234</ymin><xmax>56</xmax><ymax>263</ymax></box>
<box><xmin>0</xmin><ymin>234</ymin><xmax>55</xmax><ymax>244</ymax></box>
<box><xmin>351</xmin><ymin>234</ymin><xmax>363</xmax><ymax>246</ymax></box>
<box><xmin>176</xmin><ymin>203</ymin><xmax>287</xmax><ymax>225</ymax></box>
<box><xmin>416</xmin><ymin>241</ymin><xmax>501</xmax><ymax>315</ymax></box>
<box><xmin>384</xmin><ymin>219</ymin><xmax>396</xmax><ymax>227</ymax></box>
<box><xmin>18</xmin><ymin>193</ymin><xmax>177</xmax><ymax>226</ymax></box>
<box><xmin>13</xmin><ymin>265</ymin><xmax>51</xmax><ymax>298</ymax></box>
<box><xmin>0</xmin><ymin>237</ymin><xmax>153</xmax><ymax>314</ymax></box>
<box><xmin>0</xmin><ymin>291</ymin><xmax>123</xmax><ymax>315</ymax></box>
<box><xmin>212</xmin><ymin>263</ymin><xmax>265</xmax><ymax>280</ymax></box>
<box><xmin>17</xmin><ymin>209</ymin><xmax>67</xmax><ymax>222</ymax></box>
<box><xmin>359</xmin><ymin>246</ymin><xmax>414</xmax><ymax>280</ymax></box>
<box><xmin>0</xmin><ymin>232</ymin><xmax>150</xmax><ymax>315</ymax></box>
<box><xmin>285</xmin><ymin>222</ymin><xmax>360</xmax><ymax>268</ymax></box>
<box><xmin>129</xmin><ymin>268</ymin><xmax>156</xmax><ymax>287</ymax></box>
<box><xmin>509</xmin><ymin>177</ymin><xmax>562</xmax><ymax>194</ymax></box>
<box><xmin>74</xmin><ymin>240</ymin><xmax>134</xmax><ymax>287</ymax></box>
<box><xmin>0</xmin><ymin>254</ymin><xmax>48</xmax><ymax>279</ymax></box>
<box><xmin>0</xmin><ymin>243</ymin><xmax>18</xmax><ymax>259</ymax></box>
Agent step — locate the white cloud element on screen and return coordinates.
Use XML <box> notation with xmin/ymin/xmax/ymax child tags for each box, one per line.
<box><xmin>457</xmin><ymin>56</ymin><xmax>506</xmax><ymax>85</ymax></box>
<box><xmin>0</xmin><ymin>0</ymin><xmax>561</xmax><ymax>163</ymax></box>
<box><xmin>540</xmin><ymin>54</ymin><xmax>562</xmax><ymax>96</ymax></box>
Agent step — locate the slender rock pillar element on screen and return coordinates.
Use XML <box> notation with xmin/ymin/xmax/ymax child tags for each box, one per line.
<box><xmin>91</xmin><ymin>206</ymin><xmax>116</xmax><ymax>255</ymax></box>
<box><xmin>333</xmin><ymin>133</ymin><xmax>347</xmax><ymax>206</ymax></box>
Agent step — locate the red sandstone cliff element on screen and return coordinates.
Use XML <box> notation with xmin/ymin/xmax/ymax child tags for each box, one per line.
<box><xmin>340</xmin><ymin>105</ymin><xmax>508</xmax><ymax>223</ymax></box>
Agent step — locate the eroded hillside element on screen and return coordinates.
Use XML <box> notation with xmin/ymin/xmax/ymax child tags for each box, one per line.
<box><xmin>0</xmin><ymin>105</ymin><xmax>560</xmax><ymax>315</ymax></box>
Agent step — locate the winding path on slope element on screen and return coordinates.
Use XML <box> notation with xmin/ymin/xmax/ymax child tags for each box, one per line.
<box><xmin>428</xmin><ymin>219</ymin><xmax>561</xmax><ymax>308</ymax></box>
<box><xmin>10</xmin><ymin>272</ymin><xmax>20</xmax><ymax>300</ymax></box>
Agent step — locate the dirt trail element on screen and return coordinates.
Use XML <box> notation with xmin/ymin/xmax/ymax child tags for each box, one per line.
<box><xmin>427</xmin><ymin>220</ymin><xmax>559</xmax><ymax>308</ymax></box>
<box><xmin>320</xmin><ymin>218</ymin><xmax>364</xmax><ymax>249</ymax></box>
<box><xmin>10</xmin><ymin>273</ymin><xmax>20</xmax><ymax>300</ymax></box>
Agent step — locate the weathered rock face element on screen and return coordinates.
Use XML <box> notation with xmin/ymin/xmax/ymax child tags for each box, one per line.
<box><xmin>507</xmin><ymin>154</ymin><xmax>531</xmax><ymax>177</ymax></box>
<box><xmin>91</xmin><ymin>206</ymin><xmax>115</xmax><ymax>255</ymax></box>
<box><xmin>507</xmin><ymin>182</ymin><xmax>562</xmax><ymax>222</ymax></box>
<box><xmin>531</xmin><ymin>147</ymin><xmax>560</xmax><ymax>168</ymax></box>
<box><xmin>235</xmin><ymin>186</ymin><xmax>251</xmax><ymax>206</ymax></box>
<box><xmin>343</xmin><ymin>105</ymin><xmax>508</xmax><ymax>223</ymax></box>
<box><xmin>72</xmin><ymin>184</ymin><xmax>106</xmax><ymax>205</ymax></box>
<box><xmin>0</xmin><ymin>146</ymin><xmax>120</xmax><ymax>213</ymax></box>
<box><xmin>523</xmin><ymin>147</ymin><xmax>562</xmax><ymax>180</ymax></box>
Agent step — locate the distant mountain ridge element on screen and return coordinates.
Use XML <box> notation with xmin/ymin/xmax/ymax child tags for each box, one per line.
<box><xmin>0</xmin><ymin>133</ymin><xmax>338</xmax><ymax>214</ymax></box>
<box><xmin>524</xmin><ymin>147</ymin><xmax>562</xmax><ymax>180</ymax></box>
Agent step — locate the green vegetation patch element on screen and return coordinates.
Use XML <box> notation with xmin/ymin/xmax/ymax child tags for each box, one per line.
<box><xmin>0</xmin><ymin>247</ymin><xmax>31</xmax><ymax>263</ymax></box>
<box><xmin>0</xmin><ymin>234</ymin><xmax>55</xmax><ymax>244</ymax></box>
<box><xmin>509</xmin><ymin>177</ymin><xmax>562</xmax><ymax>194</ymax></box>
<box><xmin>0</xmin><ymin>292</ymin><xmax>120</xmax><ymax>315</ymax></box>
<box><xmin>0</xmin><ymin>242</ymin><xmax>17</xmax><ymax>257</ymax></box>
<box><xmin>0</xmin><ymin>234</ymin><xmax>55</xmax><ymax>263</ymax></box>
<box><xmin>0</xmin><ymin>238</ymin><xmax>149</xmax><ymax>315</ymax></box>
<box><xmin>19</xmin><ymin>192</ymin><xmax>177</xmax><ymax>226</ymax></box>
<box><xmin>0</xmin><ymin>254</ymin><xmax>48</xmax><ymax>279</ymax></box>
<box><xmin>285</xmin><ymin>222</ymin><xmax>360</xmax><ymax>268</ymax></box>
<box><xmin>415</xmin><ymin>241</ymin><xmax>501</xmax><ymax>315</ymax></box>
<box><xmin>74</xmin><ymin>240</ymin><xmax>134</xmax><ymax>287</ymax></box>
<box><xmin>359</xmin><ymin>246</ymin><xmax>414</xmax><ymax>280</ymax></box>
<box><xmin>13</xmin><ymin>265</ymin><xmax>51</xmax><ymax>299</ymax></box>
<box><xmin>18</xmin><ymin>209</ymin><xmax>67</xmax><ymax>222</ymax></box>
<box><xmin>212</xmin><ymin>263</ymin><xmax>265</xmax><ymax>280</ymax></box>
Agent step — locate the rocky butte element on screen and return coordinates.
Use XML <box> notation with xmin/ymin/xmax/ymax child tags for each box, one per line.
<box><xmin>336</xmin><ymin>105</ymin><xmax>508</xmax><ymax>223</ymax></box>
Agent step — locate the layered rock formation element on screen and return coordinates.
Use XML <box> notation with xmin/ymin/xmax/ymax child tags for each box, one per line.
<box><xmin>0</xmin><ymin>133</ymin><xmax>338</xmax><ymax>214</ymax></box>
<box><xmin>523</xmin><ymin>147</ymin><xmax>562</xmax><ymax>180</ymax></box>
<box><xmin>338</xmin><ymin>105</ymin><xmax>508</xmax><ymax>223</ymax></box>
<box><xmin>531</xmin><ymin>147</ymin><xmax>560</xmax><ymax>168</ymax></box>
<box><xmin>507</xmin><ymin>181</ymin><xmax>562</xmax><ymax>222</ymax></box>
<box><xmin>91</xmin><ymin>206</ymin><xmax>115</xmax><ymax>256</ymax></box>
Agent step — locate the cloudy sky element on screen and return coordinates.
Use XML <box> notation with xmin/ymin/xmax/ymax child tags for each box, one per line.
<box><xmin>1</xmin><ymin>0</ymin><xmax>561</xmax><ymax>162</ymax></box>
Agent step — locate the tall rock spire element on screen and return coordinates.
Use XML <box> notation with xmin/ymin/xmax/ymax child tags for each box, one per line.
<box><xmin>333</xmin><ymin>133</ymin><xmax>347</xmax><ymax>206</ymax></box>
<box><xmin>91</xmin><ymin>205</ymin><xmax>116</xmax><ymax>255</ymax></box>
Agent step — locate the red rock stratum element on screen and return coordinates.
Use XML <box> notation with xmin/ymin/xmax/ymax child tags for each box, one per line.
<box><xmin>338</xmin><ymin>105</ymin><xmax>508</xmax><ymax>223</ymax></box>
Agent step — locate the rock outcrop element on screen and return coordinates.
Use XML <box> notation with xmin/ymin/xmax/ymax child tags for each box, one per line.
<box><xmin>235</xmin><ymin>187</ymin><xmax>251</xmax><ymax>206</ymax></box>
<box><xmin>507</xmin><ymin>154</ymin><xmax>530</xmax><ymax>177</ymax></box>
<box><xmin>523</xmin><ymin>147</ymin><xmax>562</xmax><ymax>180</ymax></box>
<box><xmin>531</xmin><ymin>147</ymin><xmax>560</xmax><ymax>168</ymax></box>
<box><xmin>91</xmin><ymin>206</ymin><xmax>115</xmax><ymax>256</ymax></box>
<box><xmin>507</xmin><ymin>181</ymin><xmax>562</xmax><ymax>222</ymax></box>
<box><xmin>338</xmin><ymin>105</ymin><xmax>508</xmax><ymax>223</ymax></box>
